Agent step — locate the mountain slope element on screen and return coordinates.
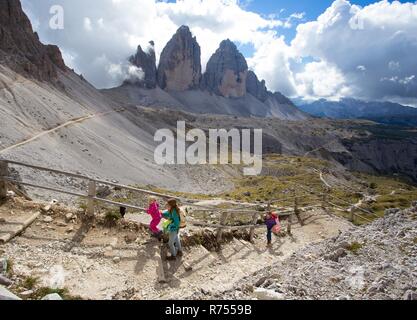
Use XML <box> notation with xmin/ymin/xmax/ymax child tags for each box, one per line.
<box><xmin>0</xmin><ymin>1</ymin><xmax>242</xmax><ymax>196</ymax></box>
<box><xmin>103</xmin><ymin>84</ymin><xmax>307</xmax><ymax>120</ymax></box>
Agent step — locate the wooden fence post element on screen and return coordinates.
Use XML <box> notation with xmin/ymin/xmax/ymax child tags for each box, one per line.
<box><xmin>86</xmin><ymin>180</ymin><xmax>96</xmax><ymax>217</ymax></box>
<box><xmin>294</xmin><ymin>196</ymin><xmax>304</xmax><ymax>226</ymax></box>
<box><xmin>321</xmin><ymin>192</ymin><xmax>332</xmax><ymax>216</ymax></box>
<box><xmin>350</xmin><ymin>207</ymin><xmax>355</xmax><ymax>224</ymax></box>
<box><xmin>249</xmin><ymin>212</ymin><xmax>259</xmax><ymax>243</ymax></box>
<box><xmin>156</xmin><ymin>242</ymin><xmax>166</xmax><ymax>283</ymax></box>
<box><xmin>321</xmin><ymin>193</ymin><xmax>327</xmax><ymax>211</ymax></box>
<box><xmin>216</xmin><ymin>212</ymin><xmax>228</xmax><ymax>245</ymax></box>
<box><xmin>287</xmin><ymin>213</ymin><xmax>292</xmax><ymax>235</ymax></box>
<box><xmin>0</xmin><ymin>161</ymin><xmax>8</xmax><ymax>200</ymax></box>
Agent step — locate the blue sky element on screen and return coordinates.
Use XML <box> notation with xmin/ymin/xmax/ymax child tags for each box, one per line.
<box><xmin>236</xmin><ymin>0</ymin><xmax>413</xmax><ymax>55</ymax></box>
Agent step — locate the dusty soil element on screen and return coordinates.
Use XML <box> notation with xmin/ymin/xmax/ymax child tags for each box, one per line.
<box><xmin>0</xmin><ymin>196</ymin><xmax>352</xmax><ymax>300</ymax></box>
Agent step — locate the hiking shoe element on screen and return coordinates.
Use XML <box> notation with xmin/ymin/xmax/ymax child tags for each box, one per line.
<box><xmin>166</xmin><ymin>255</ymin><xmax>177</xmax><ymax>261</ymax></box>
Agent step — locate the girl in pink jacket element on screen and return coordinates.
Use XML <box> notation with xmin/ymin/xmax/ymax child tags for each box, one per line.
<box><xmin>147</xmin><ymin>196</ymin><xmax>162</xmax><ymax>236</ymax></box>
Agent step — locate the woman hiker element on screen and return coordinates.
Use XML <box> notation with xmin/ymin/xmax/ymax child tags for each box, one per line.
<box><xmin>264</xmin><ymin>211</ymin><xmax>278</xmax><ymax>247</ymax></box>
<box><xmin>162</xmin><ymin>198</ymin><xmax>183</xmax><ymax>260</ymax></box>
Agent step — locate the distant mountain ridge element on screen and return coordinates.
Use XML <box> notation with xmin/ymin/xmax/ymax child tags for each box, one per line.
<box><xmin>297</xmin><ymin>98</ymin><xmax>417</xmax><ymax>127</ymax></box>
<box><xmin>106</xmin><ymin>26</ymin><xmax>307</xmax><ymax>120</ymax></box>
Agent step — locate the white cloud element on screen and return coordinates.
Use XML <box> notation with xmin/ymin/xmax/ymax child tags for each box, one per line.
<box><xmin>283</xmin><ymin>12</ymin><xmax>306</xmax><ymax>28</ymax></box>
<box><xmin>388</xmin><ymin>61</ymin><xmax>400</xmax><ymax>71</ymax></box>
<box><xmin>289</xmin><ymin>0</ymin><xmax>417</xmax><ymax>102</ymax></box>
<box><xmin>83</xmin><ymin>17</ymin><xmax>92</xmax><ymax>31</ymax></box>
<box><xmin>381</xmin><ymin>75</ymin><xmax>416</xmax><ymax>85</ymax></box>
<box><xmin>295</xmin><ymin>60</ymin><xmax>352</xmax><ymax>99</ymax></box>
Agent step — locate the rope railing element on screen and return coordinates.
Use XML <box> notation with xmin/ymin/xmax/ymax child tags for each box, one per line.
<box><xmin>0</xmin><ymin>158</ymin><xmax>379</xmax><ymax>245</ymax></box>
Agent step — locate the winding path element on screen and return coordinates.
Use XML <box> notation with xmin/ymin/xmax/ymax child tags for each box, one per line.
<box><xmin>0</xmin><ymin>108</ymin><xmax>125</xmax><ymax>155</ymax></box>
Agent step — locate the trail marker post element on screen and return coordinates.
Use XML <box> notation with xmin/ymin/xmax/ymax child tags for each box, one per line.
<box><xmin>0</xmin><ymin>161</ymin><xmax>8</xmax><ymax>200</ymax></box>
<box><xmin>87</xmin><ymin>180</ymin><xmax>96</xmax><ymax>217</ymax></box>
<box><xmin>249</xmin><ymin>212</ymin><xmax>259</xmax><ymax>243</ymax></box>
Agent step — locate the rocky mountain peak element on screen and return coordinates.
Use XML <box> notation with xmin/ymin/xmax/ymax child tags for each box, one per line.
<box><xmin>0</xmin><ymin>0</ymin><xmax>67</xmax><ymax>81</ymax></box>
<box><xmin>202</xmin><ymin>39</ymin><xmax>248</xmax><ymax>98</ymax></box>
<box><xmin>128</xmin><ymin>41</ymin><xmax>157</xmax><ymax>88</ymax></box>
<box><xmin>157</xmin><ymin>25</ymin><xmax>201</xmax><ymax>91</ymax></box>
<box><xmin>246</xmin><ymin>71</ymin><xmax>268</xmax><ymax>102</ymax></box>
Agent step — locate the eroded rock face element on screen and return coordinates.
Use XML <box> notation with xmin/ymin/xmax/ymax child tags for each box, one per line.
<box><xmin>0</xmin><ymin>0</ymin><xmax>66</xmax><ymax>81</ymax></box>
<box><xmin>157</xmin><ymin>26</ymin><xmax>201</xmax><ymax>91</ymax></box>
<box><xmin>202</xmin><ymin>40</ymin><xmax>248</xmax><ymax>98</ymax></box>
<box><xmin>128</xmin><ymin>41</ymin><xmax>157</xmax><ymax>88</ymax></box>
<box><xmin>45</xmin><ymin>45</ymin><xmax>66</xmax><ymax>71</ymax></box>
<box><xmin>246</xmin><ymin>71</ymin><xmax>268</xmax><ymax>102</ymax></box>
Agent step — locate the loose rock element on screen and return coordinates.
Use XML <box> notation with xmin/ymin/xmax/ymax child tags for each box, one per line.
<box><xmin>41</xmin><ymin>293</ymin><xmax>63</xmax><ymax>300</ymax></box>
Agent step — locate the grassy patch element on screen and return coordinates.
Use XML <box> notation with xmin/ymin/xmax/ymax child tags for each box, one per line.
<box><xmin>77</xmin><ymin>200</ymin><xmax>88</xmax><ymax>210</ymax></box>
<box><xmin>346</xmin><ymin>123</ymin><xmax>417</xmax><ymax>141</ymax></box>
<box><xmin>22</xmin><ymin>276</ymin><xmax>39</xmax><ymax>290</ymax></box>
<box><xmin>346</xmin><ymin>242</ymin><xmax>364</xmax><ymax>255</ymax></box>
<box><xmin>6</xmin><ymin>259</ymin><xmax>14</xmax><ymax>276</ymax></box>
<box><xmin>356</xmin><ymin>173</ymin><xmax>417</xmax><ymax>217</ymax></box>
<box><xmin>219</xmin><ymin>155</ymin><xmax>359</xmax><ymax>207</ymax></box>
<box><xmin>104</xmin><ymin>209</ymin><xmax>122</xmax><ymax>225</ymax></box>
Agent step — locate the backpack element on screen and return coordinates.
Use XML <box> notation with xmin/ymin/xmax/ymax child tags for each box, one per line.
<box><xmin>272</xmin><ymin>215</ymin><xmax>281</xmax><ymax>235</ymax></box>
<box><xmin>162</xmin><ymin>219</ymin><xmax>172</xmax><ymax>234</ymax></box>
<box><xmin>179</xmin><ymin>208</ymin><xmax>187</xmax><ymax>229</ymax></box>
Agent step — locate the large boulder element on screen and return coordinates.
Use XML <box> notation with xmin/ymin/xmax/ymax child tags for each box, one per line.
<box><xmin>0</xmin><ymin>286</ymin><xmax>21</xmax><ymax>300</ymax></box>
<box><xmin>0</xmin><ymin>0</ymin><xmax>66</xmax><ymax>81</ymax></box>
<box><xmin>41</xmin><ymin>293</ymin><xmax>63</xmax><ymax>300</ymax></box>
<box><xmin>0</xmin><ymin>275</ymin><xmax>12</xmax><ymax>286</ymax></box>
<box><xmin>157</xmin><ymin>26</ymin><xmax>201</xmax><ymax>91</ymax></box>
<box><xmin>128</xmin><ymin>41</ymin><xmax>157</xmax><ymax>88</ymax></box>
<box><xmin>202</xmin><ymin>39</ymin><xmax>248</xmax><ymax>98</ymax></box>
<box><xmin>253</xmin><ymin>288</ymin><xmax>285</xmax><ymax>300</ymax></box>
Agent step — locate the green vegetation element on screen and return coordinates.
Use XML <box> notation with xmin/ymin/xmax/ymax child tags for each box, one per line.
<box><xmin>78</xmin><ymin>202</ymin><xmax>87</xmax><ymax>211</ymax></box>
<box><xmin>6</xmin><ymin>259</ymin><xmax>13</xmax><ymax>276</ymax></box>
<box><xmin>219</xmin><ymin>155</ymin><xmax>360</xmax><ymax>207</ymax></box>
<box><xmin>22</xmin><ymin>276</ymin><xmax>39</xmax><ymax>290</ymax></box>
<box><xmin>346</xmin><ymin>242</ymin><xmax>364</xmax><ymax>255</ymax></box>
<box><xmin>356</xmin><ymin>173</ymin><xmax>417</xmax><ymax>217</ymax></box>
<box><xmin>347</xmin><ymin>123</ymin><xmax>417</xmax><ymax>141</ymax></box>
<box><xmin>104</xmin><ymin>209</ymin><xmax>122</xmax><ymax>224</ymax></box>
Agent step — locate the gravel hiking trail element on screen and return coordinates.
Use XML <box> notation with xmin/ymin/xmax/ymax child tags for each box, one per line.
<box><xmin>0</xmin><ymin>109</ymin><xmax>125</xmax><ymax>155</ymax></box>
<box><xmin>1</xmin><ymin>198</ymin><xmax>352</xmax><ymax>300</ymax></box>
